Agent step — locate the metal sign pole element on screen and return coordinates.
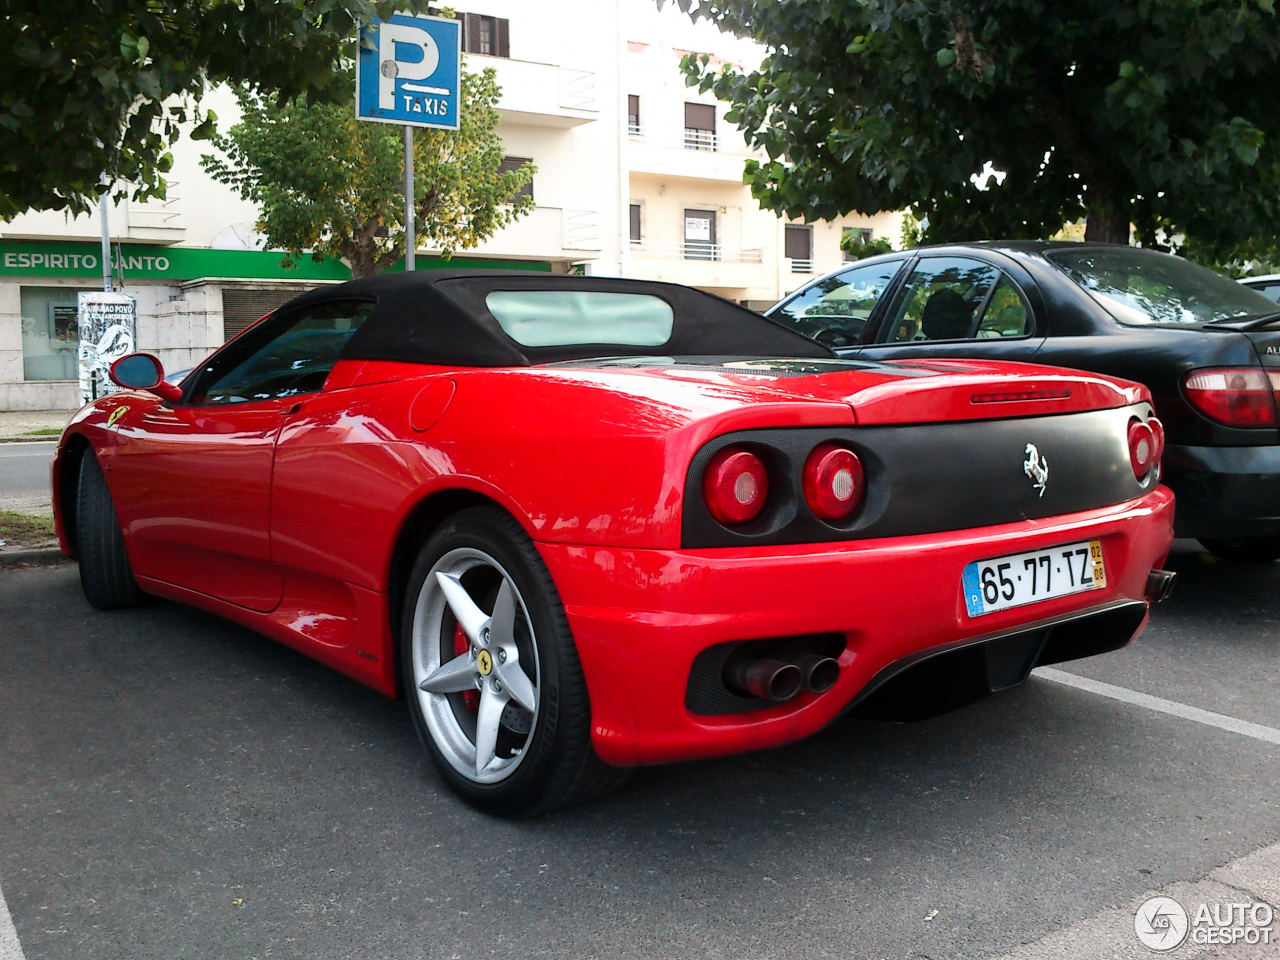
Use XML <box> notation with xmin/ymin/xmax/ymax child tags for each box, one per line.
<box><xmin>356</xmin><ymin>13</ymin><xmax>459</xmax><ymax>273</ymax></box>
<box><xmin>404</xmin><ymin>125</ymin><xmax>415</xmax><ymax>272</ymax></box>
<box><xmin>99</xmin><ymin>193</ymin><xmax>112</xmax><ymax>292</ymax></box>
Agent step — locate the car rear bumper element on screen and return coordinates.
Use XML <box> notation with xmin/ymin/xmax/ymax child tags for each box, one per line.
<box><xmin>1163</xmin><ymin>443</ymin><xmax>1280</xmax><ymax>538</ymax></box>
<box><xmin>538</xmin><ymin>486</ymin><xmax>1175</xmax><ymax>767</ymax></box>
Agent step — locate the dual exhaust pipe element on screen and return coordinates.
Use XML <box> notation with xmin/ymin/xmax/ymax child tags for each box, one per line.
<box><xmin>724</xmin><ymin>652</ymin><xmax>841</xmax><ymax>703</ymax></box>
<box><xmin>1146</xmin><ymin>568</ymin><xmax>1176</xmax><ymax>604</ymax></box>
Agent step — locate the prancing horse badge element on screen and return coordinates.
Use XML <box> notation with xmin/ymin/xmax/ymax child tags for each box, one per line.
<box><xmin>1023</xmin><ymin>442</ymin><xmax>1048</xmax><ymax>497</ymax></box>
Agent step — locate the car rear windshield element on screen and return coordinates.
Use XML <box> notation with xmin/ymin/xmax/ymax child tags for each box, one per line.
<box><xmin>485</xmin><ymin>290</ymin><xmax>674</xmax><ymax>346</ymax></box>
<box><xmin>1047</xmin><ymin>247</ymin><xmax>1275</xmax><ymax>325</ymax></box>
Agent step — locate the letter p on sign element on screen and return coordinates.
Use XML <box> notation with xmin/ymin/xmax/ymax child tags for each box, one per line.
<box><xmin>378</xmin><ymin>22</ymin><xmax>440</xmax><ymax>109</ymax></box>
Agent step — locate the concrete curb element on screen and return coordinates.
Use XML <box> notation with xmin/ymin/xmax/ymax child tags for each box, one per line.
<box><xmin>0</xmin><ymin>548</ymin><xmax>69</xmax><ymax>567</ymax></box>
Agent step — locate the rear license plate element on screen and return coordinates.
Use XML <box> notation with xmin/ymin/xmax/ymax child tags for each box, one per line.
<box><xmin>963</xmin><ymin>539</ymin><xmax>1106</xmax><ymax>617</ymax></box>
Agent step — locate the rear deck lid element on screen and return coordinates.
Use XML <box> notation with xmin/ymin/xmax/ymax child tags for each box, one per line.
<box><xmin>552</xmin><ymin>356</ymin><xmax>1146</xmax><ymax>425</ymax></box>
<box><xmin>1243</xmin><ymin>328</ymin><xmax>1280</xmax><ymax>367</ymax></box>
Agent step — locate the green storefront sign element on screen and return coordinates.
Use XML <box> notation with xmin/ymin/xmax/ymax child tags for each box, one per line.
<box><xmin>0</xmin><ymin>240</ymin><xmax>549</xmax><ymax>281</ymax></box>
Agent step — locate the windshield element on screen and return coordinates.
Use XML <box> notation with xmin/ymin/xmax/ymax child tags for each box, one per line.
<box><xmin>1047</xmin><ymin>247</ymin><xmax>1275</xmax><ymax>325</ymax></box>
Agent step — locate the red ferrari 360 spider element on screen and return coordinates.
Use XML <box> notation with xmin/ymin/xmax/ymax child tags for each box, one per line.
<box><xmin>53</xmin><ymin>272</ymin><xmax>1175</xmax><ymax>816</ymax></box>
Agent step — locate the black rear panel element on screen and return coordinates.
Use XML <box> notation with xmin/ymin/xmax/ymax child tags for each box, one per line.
<box><xmin>681</xmin><ymin>403</ymin><xmax>1156</xmax><ymax>548</ymax></box>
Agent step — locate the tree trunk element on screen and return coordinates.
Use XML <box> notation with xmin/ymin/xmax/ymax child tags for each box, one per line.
<box><xmin>1032</xmin><ymin>81</ymin><xmax>1132</xmax><ymax>246</ymax></box>
<box><xmin>346</xmin><ymin>233</ymin><xmax>384</xmax><ymax>279</ymax></box>
<box><xmin>1084</xmin><ymin>198</ymin><xmax>1131</xmax><ymax>244</ymax></box>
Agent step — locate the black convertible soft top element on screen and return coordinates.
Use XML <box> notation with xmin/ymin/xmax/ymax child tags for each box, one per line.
<box><xmin>279</xmin><ymin>270</ymin><xmax>834</xmax><ymax>367</ymax></box>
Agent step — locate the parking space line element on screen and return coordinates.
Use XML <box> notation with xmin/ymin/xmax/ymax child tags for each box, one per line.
<box><xmin>1035</xmin><ymin>667</ymin><xmax>1280</xmax><ymax>746</ymax></box>
<box><xmin>0</xmin><ymin>880</ymin><xmax>24</xmax><ymax>960</ymax></box>
<box><xmin>992</xmin><ymin>838</ymin><xmax>1280</xmax><ymax>959</ymax></box>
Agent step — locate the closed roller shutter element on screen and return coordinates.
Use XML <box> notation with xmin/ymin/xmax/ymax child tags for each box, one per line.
<box><xmin>222</xmin><ymin>288</ymin><xmax>306</xmax><ymax>342</ymax></box>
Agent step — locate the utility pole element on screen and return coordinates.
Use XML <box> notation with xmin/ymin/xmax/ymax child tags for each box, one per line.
<box><xmin>404</xmin><ymin>126</ymin><xmax>415</xmax><ymax>272</ymax></box>
<box><xmin>99</xmin><ymin>192</ymin><xmax>112</xmax><ymax>292</ymax></box>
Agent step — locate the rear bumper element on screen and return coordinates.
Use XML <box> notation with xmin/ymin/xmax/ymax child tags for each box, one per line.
<box><xmin>1163</xmin><ymin>443</ymin><xmax>1280</xmax><ymax>538</ymax></box>
<box><xmin>539</xmin><ymin>486</ymin><xmax>1175</xmax><ymax>766</ymax></box>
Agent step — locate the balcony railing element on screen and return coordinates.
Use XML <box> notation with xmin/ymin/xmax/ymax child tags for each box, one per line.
<box><xmin>489</xmin><ymin>58</ymin><xmax>596</xmax><ymax>125</ymax></box>
<box><xmin>787</xmin><ymin>258</ymin><xmax>847</xmax><ymax>277</ymax></box>
<box><xmin>683</xmin><ymin>128</ymin><xmax>717</xmax><ymax>151</ymax></box>
<box><xmin>628</xmin><ymin>127</ymin><xmax>759</xmax><ymax>158</ymax></box>
<box><xmin>562</xmin><ymin>208</ymin><xmax>600</xmax><ymax>250</ymax></box>
<box><xmin>128</xmin><ymin>181</ymin><xmax>182</xmax><ymax>230</ymax></box>
<box><xmin>559</xmin><ymin>68</ymin><xmax>596</xmax><ymax>111</ymax></box>
<box><xmin>630</xmin><ymin>240</ymin><xmax>764</xmax><ymax>263</ymax></box>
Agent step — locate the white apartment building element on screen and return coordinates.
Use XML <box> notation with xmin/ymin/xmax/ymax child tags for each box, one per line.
<box><xmin>0</xmin><ymin>0</ymin><xmax>897</xmax><ymax>410</ymax></box>
<box><xmin>619</xmin><ymin>2</ymin><xmax>898</xmax><ymax>309</ymax></box>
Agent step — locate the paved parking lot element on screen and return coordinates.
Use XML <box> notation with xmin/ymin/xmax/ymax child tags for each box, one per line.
<box><xmin>1</xmin><ymin>543</ymin><xmax>1278</xmax><ymax>959</ymax></box>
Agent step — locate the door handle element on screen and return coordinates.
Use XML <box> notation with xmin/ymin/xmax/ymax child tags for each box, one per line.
<box><xmin>282</xmin><ymin>402</ymin><xmax>305</xmax><ymax>416</ymax></box>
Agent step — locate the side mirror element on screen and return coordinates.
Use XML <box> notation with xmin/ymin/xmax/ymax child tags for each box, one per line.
<box><xmin>109</xmin><ymin>353</ymin><xmax>184</xmax><ymax>402</ymax></box>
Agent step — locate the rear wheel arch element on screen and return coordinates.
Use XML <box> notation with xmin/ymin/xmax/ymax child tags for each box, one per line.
<box><xmin>387</xmin><ymin>488</ymin><xmax>532</xmax><ymax>690</ymax></box>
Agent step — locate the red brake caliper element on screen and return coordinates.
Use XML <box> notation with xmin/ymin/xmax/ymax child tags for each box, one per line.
<box><xmin>453</xmin><ymin>623</ymin><xmax>480</xmax><ymax>714</ymax></box>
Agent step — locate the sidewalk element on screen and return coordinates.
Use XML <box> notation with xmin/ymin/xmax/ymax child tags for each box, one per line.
<box><xmin>0</xmin><ymin>410</ymin><xmax>72</xmax><ymax>442</ymax></box>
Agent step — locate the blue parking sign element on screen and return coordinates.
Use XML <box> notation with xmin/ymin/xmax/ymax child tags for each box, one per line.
<box><xmin>357</xmin><ymin>14</ymin><xmax>461</xmax><ymax>129</ymax></box>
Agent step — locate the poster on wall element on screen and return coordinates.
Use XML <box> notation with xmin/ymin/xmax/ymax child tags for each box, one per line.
<box><xmin>77</xmin><ymin>292</ymin><xmax>137</xmax><ymax>405</ymax></box>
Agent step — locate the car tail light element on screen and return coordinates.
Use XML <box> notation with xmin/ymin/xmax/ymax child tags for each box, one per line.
<box><xmin>1148</xmin><ymin>416</ymin><xmax>1165</xmax><ymax>466</ymax></box>
<box><xmin>703</xmin><ymin>447</ymin><xmax>769</xmax><ymax>524</ymax></box>
<box><xmin>1182</xmin><ymin>367</ymin><xmax>1279</xmax><ymax>427</ymax></box>
<box><xmin>802</xmin><ymin>443</ymin><xmax>865</xmax><ymax>521</ymax></box>
<box><xmin>1128</xmin><ymin>419</ymin><xmax>1156</xmax><ymax>478</ymax></box>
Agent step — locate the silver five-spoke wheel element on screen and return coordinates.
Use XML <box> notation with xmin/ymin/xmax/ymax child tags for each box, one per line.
<box><xmin>411</xmin><ymin>548</ymin><xmax>540</xmax><ymax>783</ymax></box>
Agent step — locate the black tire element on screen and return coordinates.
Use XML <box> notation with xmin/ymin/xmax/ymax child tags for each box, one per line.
<box><xmin>76</xmin><ymin>452</ymin><xmax>146</xmax><ymax>609</ymax></box>
<box><xmin>400</xmin><ymin>505</ymin><xmax>631</xmax><ymax>816</ymax></box>
<box><xmin>1199</xmin><ymin>537</ymin><xmax>1280</xmax><ymax>564</ymax></box>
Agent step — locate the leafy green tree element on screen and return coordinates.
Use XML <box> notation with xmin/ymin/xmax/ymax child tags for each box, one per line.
<box><xmin>838</xmin><ymin>232</ymin><xmax>895</xmax><ymax>260</ymax></box>
<box><xmin>201</xmin><ymin>68</ymin><xmax>534</xmax><ymax>278</ymax></box>
<box><xmin>0</xmin><ymin>0</ymin><xmax>429</xmax><ymax>219</ymax></box>
<box><xmin>672</xmin><ymin>0</ymin><xmax>1280</xmax><ymax>251</ymax></box>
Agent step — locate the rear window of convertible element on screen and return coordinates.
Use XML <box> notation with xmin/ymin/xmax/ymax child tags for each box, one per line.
<box><xmin>485</xmin><ymin>290</ymin><xmax>674</xmax><ymax>346</ymax></box>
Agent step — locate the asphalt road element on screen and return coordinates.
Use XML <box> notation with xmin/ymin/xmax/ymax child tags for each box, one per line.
<box><xmin>0</xmin><ymin>442</ymin><xmax>55</xmax><ymax>514</ymax></box>
<box><xmin>1</xmin><ymin>543</ymin><xmax>1278</xmax><ymax>959</ymax></box>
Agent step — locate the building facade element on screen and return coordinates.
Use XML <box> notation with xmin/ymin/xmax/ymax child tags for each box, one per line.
<box><xmin>0</xmin><ymin>0</ymin><xmax>896</xmax><ymax>410</ymax></box>
<box><xmin>618</xmin><ymin>3</ymin><xmax>898</xmax><ymax>309</ymax></box>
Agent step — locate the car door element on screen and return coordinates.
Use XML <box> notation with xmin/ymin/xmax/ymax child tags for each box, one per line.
<box><xmin>857</xmin><ymin>254</ymin><xmax>1045</xmax><ymax>363</ymax></box>
<box><xmin>766</xmin><ymin>257</ymin><xmax>910</xmax><ymax>349</ymax></box>
<box><xmin>110</xmin><ymin>298</ymin><xmax>374</xmax><ymax>611</ymax></box>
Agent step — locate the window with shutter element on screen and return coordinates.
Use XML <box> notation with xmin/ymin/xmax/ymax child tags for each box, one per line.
<box><xmin>627</xmin><ymin>95</ymin><xmax>641</xmax><ymax>135</ymax></box>
<box><xmin>629</xmin><ymin>204</ymin><xmax>642</xmax><ymax>242</ymax></box>
<box><xmin>683</xmin><ymin>209</ymin><xmax>717</xmax><ymax>260</ymax></box>
<box><xmin>500</xmin><ymin>156</ymin><xmax>534</xmax><ymax>200</ymax></box>
<box><xmin>683</xmin><ymin>102</ymin><xmax>716</xmax><ymax>150</ymax></box>
<box><xmin>785</xmin><ymin>224</ymin><xmax>814</xmax><ymax>273</ymax></box>
<box><xmin>461</xmin><ymin>13</ymin><xmax>509</xmax><ymax>57</ymax></box>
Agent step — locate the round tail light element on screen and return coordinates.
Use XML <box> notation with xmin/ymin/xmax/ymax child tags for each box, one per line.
<box><xmin>1128</xmin><ymin>419</ymin><xmax>1156</xmax><ymax>478</ymax></box>
<box><xmin>1148</xmin><ymin>416</ymin><xmax>1165</xmax><ymax>468</ymax></box>
<box><xmin>703</xmin><ymin>447</ymin><xmax>769</xmax><ymax>524</ymax></box>
<box><xmin>803</xmin><ymin>443</ymin><xmax>865</xmax><ymax>521</ymax></box>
